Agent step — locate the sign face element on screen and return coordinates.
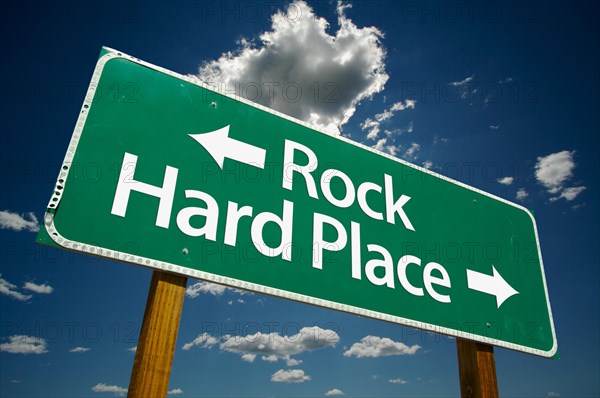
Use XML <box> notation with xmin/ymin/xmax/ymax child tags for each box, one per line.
<box><xmin>38</xmin><ymin>48</ymin><xmax>557</xmax><ymax>357</ymax></box>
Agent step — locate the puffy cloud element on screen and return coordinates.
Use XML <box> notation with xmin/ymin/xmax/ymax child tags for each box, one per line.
<box><xmin>362</xmin><ymin>100</ymin><xmax>416</xmax><ymax>140</ymax></box>
<box><xmin>286</xmin><ymin>357</ymin><xmax>302</xmax><ymax>366</ymax></box>
<box><xmin>375</xmin><ymin>100</ymin><xmax>416</xmax><ymax>122</ymax></box>
<box><xmin>197</xmin><ymin>0</ymin><xmax>388</xmax><ymax>133</ymax></box>
<box><xmin>185</xmin><ymin>281</ymin><xmax>249</xmax><ymax>298</ymax></box>
<box><xmin>535</xmin><ymin>151</ymin><xmax>586</xmax><ymax>203</ymax></box>
<box><xmin>168</xmin><ymin>388</ymin><xmax>183</xmax><ymax>395</ymax></box>
<box><xmin>449</xmin><ymin>75</ymin><xmax>474</xmax><ymax>86</ymax></box>
<box><xmin>271</xmin><ymin>369</ymin><xmax>310</xmax><ymax>383</ymax></box>
<box><xmin>325</xmin><ymin>388</ymin><xmax>345</xmax><ymax>396</ymax></box>
<box><xmin>241</xmin><ymin>353</ymin><xmax>256</xmax><ymax>362</ymax></box>
<box><xmin>91</xmin><ymin>383</ymin><xmax>127</xmax><ymax>396</ymax></box>
<box><xmin>373</xmin><ymin>137</ymin><xmax>387</xmax><ymax>152</ymax></box>
<box><xmin>23</xmin><ymin>282</ymin><xmax>53</xmax><ymax>294</ymax></box>
<box><xmin>0</xmin><ymin>210</ymin><xmax>39</xmax><ymax>232</ymax></box>
<box><xmin>181</xmin><ymin>332</ymin><xmax>219</xmax><ymax>351</ymax></box>
<box><xmin>361</xmin><ymin>118</ymin><xmax>381</xmax><ymax>140</ymax></box>
<box><xmin>535</xmin><ymin>151</ymin><xmax>575</xmax><ymax>192</ymax></box>
<box><xmin>388</xmin><ymin>378</ymin><xmax>408</xmax><ymax>384</ymax></box>
<box><xmin>183</xmin><ymin>326</ymin><xmax>339</xmax><ymax>366</ymax></box>
<box><xmin>385</xmin><ymin>145</ymin><xmax>399</xmax><ymax>156</ymax></box>
<box><xmin>422</xmin><ymin>160</ymin><xmax>433</xmax><ymax>170</ymax></box>
<box><xmin>404</xmin><ymin>142</ymin><xmax>420</xmax><ymax>160</ymax></box>
<box><xmin>489</xmin><ymin>125</ymin><xmax>500</xmax><ymax>130</ymax></box>
<box><xmin>550</xmin><ymin>186</ymin><xmax>586</xmax><ymax>202</ymax></box>
<box><xmin>343</xmin><ymin>335</ymin><xmax>420</xmax><ymax>358</ymax></box>
<box><xmin>0</xmin><ymin>276</ymin><xmax>32</xmax><ymax>301</ymax></box>
<box><xmin>219</xmin><ymin>326</ymin><xmax>338</xmax><ymax>364</ymax></box>
<box><xmin>0</xmin><ymin>335</ymin><xmax>48</xmax><ymax>354</ymax></box>
<box><xmin>516</xmin><ymin>188</ymin><xmax>529</xmax><ymax>201</ymax></box>
<box><xmin>185</xmin><ymin>281</ymin><xmax>227</xmax><ymax>298</ymax></box>
<box><xmin>69</xmin><ymin>347</ymin><xmax>90</xmax><ymax>353</ymax></box>
<box><xmin>497</xmin><ymin>176</ymin><xmax>514</xmax><ymax>185</ymax></box>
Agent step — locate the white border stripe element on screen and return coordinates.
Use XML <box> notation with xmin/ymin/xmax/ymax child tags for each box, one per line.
<box><xmin>43</xmin><ymin>47</ymin><xmax>557</xmax><ymax>358</ymax></box>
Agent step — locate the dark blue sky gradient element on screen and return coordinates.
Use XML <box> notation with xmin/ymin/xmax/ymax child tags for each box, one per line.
<box><xmin>1</xmin><ymin>1</ymin><xmax>598</xmax><ymax>397</ymax></box>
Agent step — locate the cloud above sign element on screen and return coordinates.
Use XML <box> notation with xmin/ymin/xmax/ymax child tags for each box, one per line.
<box><xmin>535</xmin><ymin>150</ymin><xmax>586</xmax><ymax>202</ymax></box>
<box><xmin>197</xmin><ymin>0</ymin><xmax>388</xmax><ymax>133</ymax></box>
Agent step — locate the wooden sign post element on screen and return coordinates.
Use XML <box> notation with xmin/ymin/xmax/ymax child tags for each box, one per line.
<box><xmin>128</xmin><ymin>271</ymin><xmax>187</xmax><ymax>398</ymax></box>
<box><xmin>456</xmin><ymin>338</ymin><xmax>499</xmax><ymax>398</ymax></box>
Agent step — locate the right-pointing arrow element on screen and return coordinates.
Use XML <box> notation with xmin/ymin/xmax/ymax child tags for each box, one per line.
<box><xmin>466</xmin><ymin>265</ymin><xmax>519</xmax><ymax>308</ymax></box>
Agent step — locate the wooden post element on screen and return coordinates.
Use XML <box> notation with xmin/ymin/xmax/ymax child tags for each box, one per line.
<box><xmin>128</xmin><ymin>271</ymin><xmax>187</xmax><ymax>398</ymax></box>
<box><xmin>456</xmin><ymin>338</ymin><xmax>499</xmax><ymax>398</ymax></box>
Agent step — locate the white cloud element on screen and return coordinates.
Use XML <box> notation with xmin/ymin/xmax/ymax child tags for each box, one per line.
<box><xmin>197</xmin><ymin>0</ymin><xmax>388</xmax><ymax>133</ymax></box>
<box><xmin>516</xmin><ymin>188</ymin><xmax>529</xmax><ymax>201</ymax></box>
<box><xmin>0</xmin><ymin>276</ymin><xmax>32</xmax><ymax>301</ymax></box>
<box><xmin>23</xmin><ymin>282</ymin><xmax>53</xmax><ymax>294</ymax></box>
<box><xmin>361</xmin><ymin>118</ymin><xmax>381</xmax><ymax>140</ymax></box>
<box><xmin>489</xmin><ymin>125</ymin><xmax>500</xmax><ymax>130</ymax></box>
<box><xmin>168</xmin><ymin>388</ymin><xmax>184</xmax><ymax>395</ymax></box>
<box><xmin>69</xmin><ymin>346</ymin><xmax>90</xmax><ymax>353</ymax></box>
<box><xmin>181</xmin><ymin>332</ymin><xmax>219</xmax><ymax>351</ymax></box>
<box><xmin>0</xmin><ymin>335</ymin><xmax>48</xmax><ymax>354</ymax></box>
<box><xmin>128</xmin><ymin>346</ymin><xmax>137</xmax><ymax>353</ymax></box>
<box><xmin>271</xmin><ymin>369</ymin><xmax>310</xmax><ymax>383</ymax></box>
<box><xmin>241</xmin><ymin>353</ymin><xmax>256</xmax><ymax>362</ymax></box>
<box><xmin>185</xmin><ymin>281</ymin><xmax>249</xmax><ymax>298</ymax></box>
<box><xmin>91</xmin><ymin>383</ymin><xmax>127</xmax><ymax>396</ymax></box>
<box><xmin>499</xmin><ymin>77</ymin><xmax>513</xmax><ymax>84</ymax></box>
<box><xmin>547</xmin><ymin>392</ymin><xmax>560</xmax><ymax>397</ymax></box>
<box><xmin>373</xmin><ymin>137</ymin><xmax>387</xmax><ymax>152</ymax></box>
<box><xmin>422</xmin><ymin>160</ymin><xmax>433</xmax><ymax>170</ymax></box>
<box><xmin>497</xmin><ymin>176</ymin><xmax>514</xmax><ymax>185</ymax></box>
<box><xmin>404</xmin><ymin>142</ymin><xmax>420</xmax><ymax>160</ymax></box>
<box><xmin>363</xmin><ymin>100</ymin><xmax>415</xmax><ymax>140</ymax></box>
<box><xmin>385</xmin><ymin>145</ymin><xmax>398</xmax><ymax>156</ymax></box>
<box><xmin>184</xmin><ymin>326</ymin><xmax>339</xmax><ymax>365</ymax></box>
<box><xmin>388</xmin><ymin>378</ymin><xmax>408</xmax><ymax>384</ymax></box>
<box><xmin>375</xmin><ymin>99</ymin><xmax>416</xmax><ymax>122</ymax></box>
<box><xmin>220</xmin><ymin>326</ymin><xmax>339</xmax><ymax>364</ymax></box>
<box><xmin>325</xmin><ymin>388</ymin><xmax>345</xmax><ymax>396</ymax></box>
<box><xmin>371</xmin><ymin>138</ymin><xmax>403</xmax><ymax>157</ymax></box>
<box><xmin>0</xmin><ymin>210</ymin><xmax>39</xmax><ymax>232</ymax></box>
<box><xmin>185</xmin><ymin>281</ymin><xmax>227</xmax><ymax>297</ymax></box>
<box><xmin>550</xmin><ymin>186</ymin><xmax>586</xmax><ymax>202</ymax></box>
<box><xmin>449</xmin><ymin>74</ymin><xmax>474</xmax><ymax>86</ymax></box>
<box><xmin>286</xmin><ymin>357</ymin><xmax>302</xmax><ymax>366</ymax></box>
<box><xmin>535</xmin><ymin>150</ymin><xmax>575</xmax><ymax>192</ymax></box>
<box><xmin>343</xmin><ymin>336</ymin><xmax>420</xmax><ymax>358</ymax></box>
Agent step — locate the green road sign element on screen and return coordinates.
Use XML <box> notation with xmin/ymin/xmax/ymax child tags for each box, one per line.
<box><xmin>38</xmin><ymin>48</ymin><xmax>557</xmax><ymax>357</ymax></box>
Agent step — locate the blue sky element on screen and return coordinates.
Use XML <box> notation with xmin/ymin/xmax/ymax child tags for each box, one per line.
<box><xmin>1</xmin><ymin>1</ymin><xmax>598</xmax><ymax>397</ymax></box>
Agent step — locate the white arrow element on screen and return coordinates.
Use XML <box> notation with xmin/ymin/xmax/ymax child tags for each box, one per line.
<box><xmin>466</xmin><ymin>265</ymin><xmax>519</xmax><ymax>309</ymax></box>
<box><xmin>188</xmin><ymin>125</ymin><xmax>266</xmax><ymax>169</ymax></box>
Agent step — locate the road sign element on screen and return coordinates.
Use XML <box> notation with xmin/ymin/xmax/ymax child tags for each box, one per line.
<box><xmin>38</xmin><ymin>47</ymin><xmax>557</xmax><ymax>357</ymax></box>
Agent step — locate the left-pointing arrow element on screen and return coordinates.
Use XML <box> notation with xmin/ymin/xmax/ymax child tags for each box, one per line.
<box><xmin>466</xmin><ymin>265</ymin><xmax>519</xmax><ymax>309</ymax></box>
<box><xmin>189</xmin><ymin>125</ymin><xmax>266</xmax><ymax>169</ymax></box>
